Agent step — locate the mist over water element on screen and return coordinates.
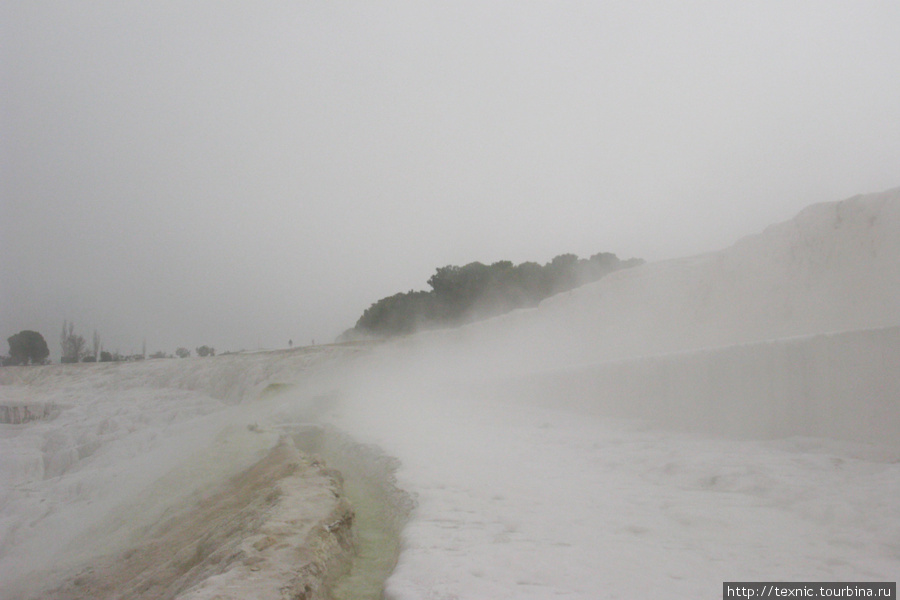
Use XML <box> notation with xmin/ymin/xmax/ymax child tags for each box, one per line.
<box><xmin>2</xmin><ymin>190</ymin><xmax>900</xmax><ymax>598</ymax></box>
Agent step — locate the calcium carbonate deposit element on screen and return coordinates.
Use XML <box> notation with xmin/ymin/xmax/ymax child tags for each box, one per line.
<box><xmin>2</xmin><ymin>188</ymin><xmax>899</xmax><ymax>599</ymax></box>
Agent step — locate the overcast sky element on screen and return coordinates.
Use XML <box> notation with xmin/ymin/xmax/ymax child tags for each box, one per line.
<box><xmin>3</xmin><ymin>2</ymin><xmax>899</xmax><ymax>357</ymax></box>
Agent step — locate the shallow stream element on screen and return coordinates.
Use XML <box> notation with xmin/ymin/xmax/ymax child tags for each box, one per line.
<box><xmin>286</xmin><ymin>424</ymin><xmax>415</xmax><ymax>600</ymax></box>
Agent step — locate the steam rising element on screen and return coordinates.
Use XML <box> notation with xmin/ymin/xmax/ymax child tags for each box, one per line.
<box><xmin>2</xmin><ymin>190</ymin><xmax>900</xmax><ymax>598</ymax></box>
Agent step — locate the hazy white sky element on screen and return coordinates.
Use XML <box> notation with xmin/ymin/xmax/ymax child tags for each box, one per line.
<box><xmin>2</xmin><ymin>1</ymin><xmax>899</xmax><ymax>356</ymax></box>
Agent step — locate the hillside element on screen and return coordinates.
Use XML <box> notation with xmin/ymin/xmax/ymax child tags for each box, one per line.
<box><xmin>415</xmin><ymin>187</ymin><xmax>900</xmax><ymax>372</ymax></box>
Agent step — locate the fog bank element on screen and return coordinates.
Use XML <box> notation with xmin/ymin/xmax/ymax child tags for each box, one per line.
<box><xmin>2</xmin><ymin>188</ymin><xmax>900</xmax><ymax>598</ymax></box>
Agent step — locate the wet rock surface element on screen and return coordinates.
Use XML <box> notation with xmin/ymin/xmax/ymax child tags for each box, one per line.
<box><xmin>21</xmin><ymin>436</ymin><xmax>356</xmax><ymax>600</ymax></box>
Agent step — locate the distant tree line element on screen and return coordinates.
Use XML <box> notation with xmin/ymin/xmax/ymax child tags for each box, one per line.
<box><xmin>2</xmin><ymin>321</ymin><xmax>219</xmax><ymax>366</ymax></box>
<box><xmin>348</xmin><ymin>252</ymin><xmax>642</xmax><ymax>338</ymax></box>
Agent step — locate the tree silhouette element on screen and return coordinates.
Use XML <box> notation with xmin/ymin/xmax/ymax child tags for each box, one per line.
<box><xmin>7</xmin><ymin>330</ymin><xmax>50</xmax><ymax>365</ymax></box>
<box><xmin>60</xmin><ymin>321</ymin><xmax>87</xmax><ymax>363</ymax></box>
<box><xmin>353</xmin><ymin>251</ymin><xmax>643</xmax><ymax>337</ymax></box>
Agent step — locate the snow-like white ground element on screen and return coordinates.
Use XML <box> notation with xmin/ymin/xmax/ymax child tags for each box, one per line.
<box><xmin>330</xmin><ymin>358</ymin><xmax>900</xmax><ymax>599</ymax></box>
<box><xmin>2</xmin><ymin>188</ymin><xmax>899</xmax><ymax>599</ymax></box>
<box><xmin>0</xmin><ymin>348</ymin><xmax>364</xmax><ymax>599</ymax></box>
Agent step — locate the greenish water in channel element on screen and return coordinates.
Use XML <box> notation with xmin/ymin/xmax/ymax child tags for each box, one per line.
<box><xmin>330</xmin><ymin>476</ymin><xmax>405</xmax><ymax>599</ymax></box>
<box><xmin>290</xmin><ymin>426</ymin><xmax>413</xmax><ymax>600</ymax></box>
